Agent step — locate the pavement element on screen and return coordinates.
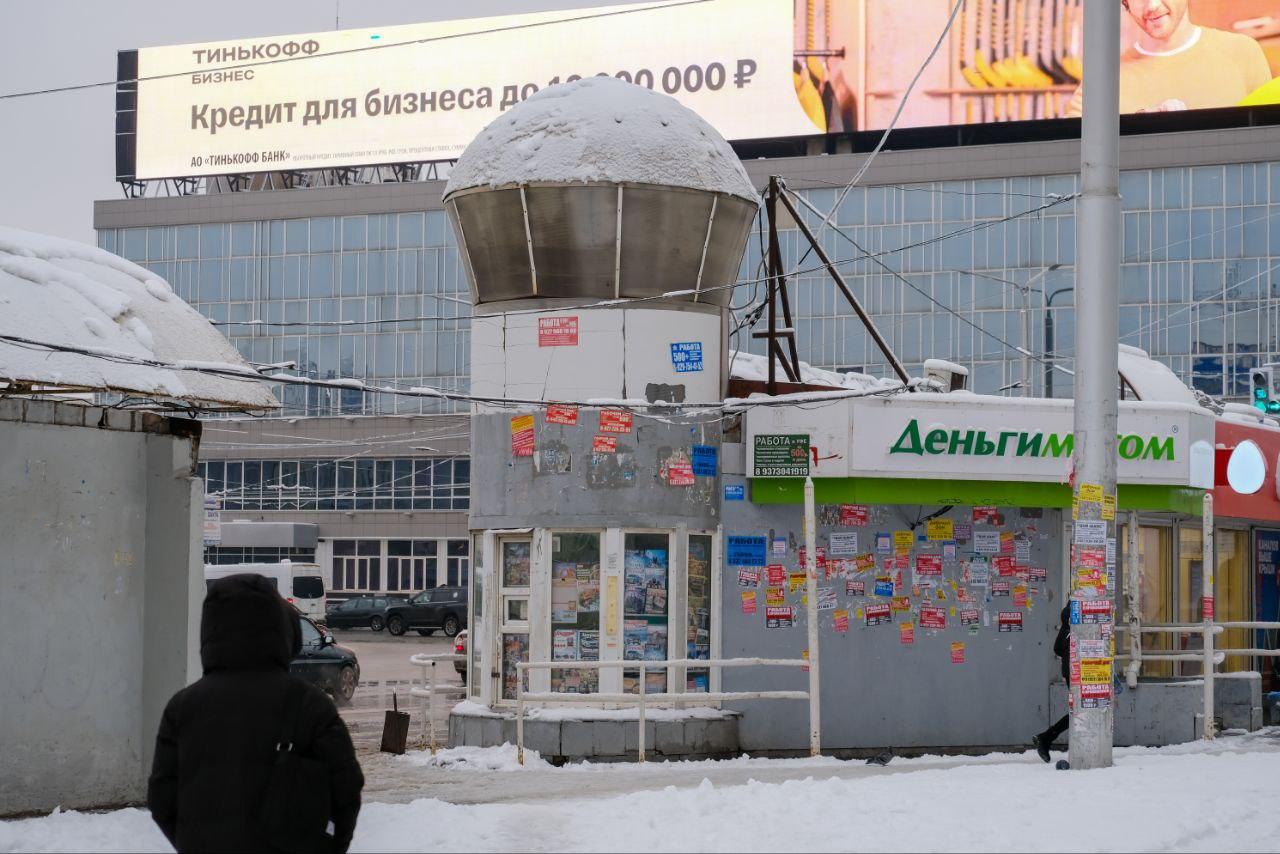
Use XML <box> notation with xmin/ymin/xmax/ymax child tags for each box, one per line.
<box><xmin>333</xmin><ymin>629</ymin><xmax>465</xmax><ymax>754</ymax></box>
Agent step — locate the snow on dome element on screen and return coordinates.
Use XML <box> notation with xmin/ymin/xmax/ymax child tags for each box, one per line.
<box><xmin>0</xmin><ymin>226</ymin><xmax>277</xmax><ymax>409</ymax></box>
<box><xmin>444</xmin><ymin>76</ymin><xmax>758</xmax><ymax>202</ymax></box>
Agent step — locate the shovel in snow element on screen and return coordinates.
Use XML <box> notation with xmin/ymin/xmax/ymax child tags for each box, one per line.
<box><xmin>380</xmin><ymin>692</ymin><xmax>410</xmax><ymax>755</ymax></box>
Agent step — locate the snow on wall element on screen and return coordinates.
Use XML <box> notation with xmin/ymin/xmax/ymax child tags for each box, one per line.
<box><xmin>444</xmin><ymin>76</ymin><xmax>759</xmax><ymax>202</ymax></box>
<box><xmin>0</xmin><ymin>227</ymin><xmax>277</xmax><ymax>409</ymax></box>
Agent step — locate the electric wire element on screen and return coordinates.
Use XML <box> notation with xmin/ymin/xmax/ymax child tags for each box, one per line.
<box><xmin>795</xmin><ymin>0</ymin><xmax>966</xmax><ymax>269</ymax></box>
<box><xmin>0</xmin><ymin>331</ymin><xmax>906</xmax><ymax>415</ymax></box>
<box><xmin>0</xmin><ymin>1</ymin><xmax>713</xmax><ymax>101</ymax></box>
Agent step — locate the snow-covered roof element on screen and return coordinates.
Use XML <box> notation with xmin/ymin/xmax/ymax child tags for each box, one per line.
<box><xmin>444</xmin><ymin>77</ymin><xmax>759</xmax><ymax>202</ymax></box>
<box><xmin>0</xmin><ymin>227</ymin><xmax>278</xmax><ymax>410</ymax></box>
<box><xmin>1118</xmin><ymin>345</ymin><xmax>1198</xmax><ymax>406</ymax></box>
<box><xmin>728</xmin><ymin>350</ymin><xmax>903</xmax><ymax>394</ymax></box>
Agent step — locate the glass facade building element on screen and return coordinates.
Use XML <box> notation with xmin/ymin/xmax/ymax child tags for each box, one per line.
<box><xmin>96</xmin><ymin>211</ymin><xmax>472</xmax><ymax>415</ymax></box>
<box><xmin>98</xmin><ymin>161</ymin><xmax>1280</xmax><ymax>407</ymax></box>
<box><xmin>737</xmin><ymin>161</ymin><xmax>1280</xmax><ymax>400</ymax></box>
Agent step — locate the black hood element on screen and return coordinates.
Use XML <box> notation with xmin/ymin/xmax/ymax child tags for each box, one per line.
<box><xmin>200</xmin><ymin>573</ymin><xmax>302</xmax><ymax>673</ymax></box>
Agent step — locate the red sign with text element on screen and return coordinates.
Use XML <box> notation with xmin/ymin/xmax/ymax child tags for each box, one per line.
<box><xmin>919</xmin><ymin>605</ymin><xmax>946</xmax><ymax>629</ymax></box>
<box><xmin>537</xmin><ymin>316</ymin><xmax>579</xmax><ymax>347</ymax></box>
<box><xmin>545</xmin><ymin>404</ymin><xmax>579</xmax><ymax>425</ymax></box>
<box><xmin>840</xmin><ymin>504</ymin><xmax>869</xmax><ymax>526</ymax></box>
<box><xmin>599</xmin><ymin>409</ymin><xmax>633</xmax><ymax>434</ymax></box>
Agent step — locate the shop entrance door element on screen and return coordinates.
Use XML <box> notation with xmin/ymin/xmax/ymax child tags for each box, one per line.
<box><xmin>497</xmin><ymin>538</ymin><xmax>532</xmax><ymax>701</ymax></box>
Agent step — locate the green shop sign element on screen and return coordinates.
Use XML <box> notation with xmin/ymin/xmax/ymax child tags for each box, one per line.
<box><xmin>754</xmin><ymin>434</ymin><xmax>810</xmax><ymax>477</ymax></box>
<box><xmin>889</xmin><ymin>419</ymin><xmax>1175</xmax><ymax>461</ymax></box>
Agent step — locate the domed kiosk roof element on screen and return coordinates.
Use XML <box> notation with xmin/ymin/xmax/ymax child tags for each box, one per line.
<box><xmin>445</xmin><ymin>76</ymin><xmax>758</xmax><ymax>202</ymax></box>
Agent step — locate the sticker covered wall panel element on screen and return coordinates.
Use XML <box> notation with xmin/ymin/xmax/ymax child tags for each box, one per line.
<box><xmin>719</xmin><ymin>497</ymin><xmax>1062</xmax><ymax>752</ymax></box>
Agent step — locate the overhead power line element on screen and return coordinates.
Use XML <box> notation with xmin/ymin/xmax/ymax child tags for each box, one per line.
<box><xmin>0</xmin><ymin>331</ymin><xmax>905</xmax><ymax>415</ymax></box>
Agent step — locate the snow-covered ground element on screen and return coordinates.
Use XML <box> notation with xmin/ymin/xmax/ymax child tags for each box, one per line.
<box><xmin>4</xmin><ymin>731</ymin><xmax>1279</xmax><ymax>853</ymax></box>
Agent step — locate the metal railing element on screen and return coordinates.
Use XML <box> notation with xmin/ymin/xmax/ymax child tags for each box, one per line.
<box><xmin>515</xmin><ymin>657</ymin><xmax>811</xmax><ymax>764</ymax></box>
<box><xmin>409</xmin><ymin>653</ymin><xmax>467</xmax><ymax>753</ymax></box>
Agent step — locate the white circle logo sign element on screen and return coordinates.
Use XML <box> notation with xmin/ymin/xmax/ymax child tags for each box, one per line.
<box><xmin>1226</xmin><ymin>440</ymin><xmax>1266</xmax><ymax>495</ymax></box>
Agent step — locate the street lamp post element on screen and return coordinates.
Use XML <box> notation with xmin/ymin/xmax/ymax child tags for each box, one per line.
<box><xmin>1019</xmin><ymin>264</ymin><xmax>1063</xmax><ymax>397</ymax></box>
<box><xmin>955</xmin><ymin>265</ymin><xmax>1061</xmax><ymax>397</ymax></box>
<box><xmin>1044</xmin><ymin>285</ymin><xmax>1074</xmax><ymax>399</ymax></box>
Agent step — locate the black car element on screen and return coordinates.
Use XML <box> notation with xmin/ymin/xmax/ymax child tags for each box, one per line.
<box><xmin>290</xmin><ymin>613</ymin><xmax>360</xmax><ymax>704</ymax></box>
<box><xmin>324</xmin><ymin>594</ymin><xmax>407</xmax><ymax>631</ymax></box>
<box><xmin>385</xmin><ymin>586</ymin><xmax>467</xmax><ymax>637</ymax></box>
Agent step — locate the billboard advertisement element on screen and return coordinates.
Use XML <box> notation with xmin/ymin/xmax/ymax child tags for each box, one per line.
<box><xmin>120</xmin><ymin>0</ymin><xmax>1280</xmax><ymax>180</ymax></box>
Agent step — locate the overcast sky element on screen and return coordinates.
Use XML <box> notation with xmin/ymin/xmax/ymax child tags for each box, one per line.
<box><xmin>0</xmin><ymin>0</ymin><xmax>614</xmax><ymax>242</ymax></box>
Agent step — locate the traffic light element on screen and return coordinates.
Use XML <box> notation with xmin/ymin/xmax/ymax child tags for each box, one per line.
<box><xmin>1251</xmin><ymin>368</ymin><xmax>1280</xmax><ymax>414</ymax></box>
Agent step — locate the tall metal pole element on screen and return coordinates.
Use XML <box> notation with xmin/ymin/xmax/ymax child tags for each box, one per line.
<box><xmin>1201</xmin><ymin>492</ymin><xmax>1216</xmax><ymax>740</ymax></box>
<box><xmin>1068</xmin><ymin>0</ymin><xmax>1120</xmax><ymax>771</ymax></box>
<box><xmin>1021</xmin><ymin>283</ymin><xmax>1031</xmax><ymax>396</ymax></box>
<box><xmin>804</xmin><ymin>476</ymin><xmax>821</xmax><ymax>757</ymax></box>
<box><xmin>1044</xmin><ymin>310</ymin><xmax>1055</xmax><ymax>399</ymax></box>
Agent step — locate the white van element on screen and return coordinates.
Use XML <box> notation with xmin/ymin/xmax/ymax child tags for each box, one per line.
<box><xmin>203</xmin><ymin>561</ymin><xmax>327</xmax><ymax>621</ymax></box>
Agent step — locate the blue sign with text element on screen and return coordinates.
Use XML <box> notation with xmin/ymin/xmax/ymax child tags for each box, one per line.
<box><xmin>724</xmin><ymin>484</ymin><xmax>745</xmax><ymax>501</ymax></box>
<box><xmin>670</xmin><ymin>341</ymin><xmax>703</xmax><ymax>373</ymax></box>
<box><xmin>726</xmin><ymin>535</ymin><xmax>767</xmax><ymax>567</ymax></box>
<box><xmin>692</xmin><ymin>445</ymin><xmax>717</xmax><ymax>476</ymax></box>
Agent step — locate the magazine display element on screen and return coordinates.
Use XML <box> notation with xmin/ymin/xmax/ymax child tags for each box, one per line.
<box><xmin>550</xmin><ymin>534</ymin><xmax>601</xmax><ymax>693</ymax></box>
<box><xmin>686</xmin><ymin>535</ymin><xmax>713</xmax><ymax>692</ymax></box>
<box><xmin>623</xmin><ymin>535</ymin><xmax>670</xmax><ymax>693</ymax></box>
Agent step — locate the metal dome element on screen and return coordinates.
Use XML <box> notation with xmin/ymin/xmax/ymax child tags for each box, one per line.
<box><xmin>443</xmin><ymin>77</ymin><xmax>759</xmax><ymax>307</ymax></box>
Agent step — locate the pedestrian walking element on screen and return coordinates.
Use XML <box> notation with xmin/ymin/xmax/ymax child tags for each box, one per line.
<box><xmin>1033</xmin><ymin>604</ymin><xmax>1072</xmax><ymax>762</ymax></box>
<box><xmin>148</xmin><ymin>574</ymin><xmax>364</xmax><ymax>852</ymax></box>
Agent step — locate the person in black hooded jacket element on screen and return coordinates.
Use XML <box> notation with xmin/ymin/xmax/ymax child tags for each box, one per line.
<box><xmin>1033</xmin><ymin>604</ymin><xmax>1072</xmax><ymax>762</ymax></box>
<box><xmin>148</xmin><ymin>573</ymin><xmax>364</xmax><ymax>853</ymax></box>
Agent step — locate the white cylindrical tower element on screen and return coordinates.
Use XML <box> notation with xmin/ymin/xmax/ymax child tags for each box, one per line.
<box><xmin>447</xmin><ymin>78</ymin><xmax>758</xmax><ymax>723</ymax></box>
<box><xmin>444</xmin><ymin>75</ymin><xmax>759</xmax><ymax>406</ymax></box>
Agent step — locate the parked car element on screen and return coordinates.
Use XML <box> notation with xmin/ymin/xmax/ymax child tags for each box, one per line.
<box><xmin>289</xmin><ymin>612</ymin><xmax>360</xmax><ymax>704</ymax></box>
<box><xmin>454</xmin><ymin>630</ymin><xmax>467</xmax><ymax>684</ymax></box>
<box><xmin>384</xmin><ymin>586</ymin><xmax>467</xmax><ymax>637</ymax></box>
<box><xmin>324</xmin><ymin>594</ymin><xmax>407</xmax><ymax>631</ymax></box>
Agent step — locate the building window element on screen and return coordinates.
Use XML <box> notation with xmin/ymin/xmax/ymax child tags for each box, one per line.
<box><xmin>447</xmin><ymin>538</ymin><xmax>470</xmax><ymax>585</ymax></box>
<box><xmin>550</xmin><ymin>532</ymin><xmax>601</xmax><ymax>694</ymax></box>
<box><xmin>197</xmin><ymin>456</ymin><xmax>469</xmax><ymax>512</ymax></box>
<box><xmin>203</xmin><ymin>546</ymin><xmax>315</xmax><ymax>565</ymax></box>
<box><xmin>328</xmin><ymin>538</ymin><xmax>467</xmax><ymax>594</ymax></box>
<box><xmin>686</xmin><ymin>534</ymin><xmax>714</xmax><ymax>692</ymax></box>
<box><xmin>623</xmin><ymin>532</ymin><xmax>671</xmax><ymax>694</ymax></box>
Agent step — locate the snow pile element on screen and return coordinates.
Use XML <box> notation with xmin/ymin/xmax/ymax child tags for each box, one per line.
<box><xmin>7</xmin><ymin>733</ymin><xmax>1280</xmax><ymax>852</ymax></box>
<box><xmin>397</xmin><ymin>743</ymin><xmax>547</xmax><ymax>772</ymax></box>
<box><xmin>0</xmin><ymin>227</ymin><xmax>277</xmax><ymax>409</ymax></box>
<box><xmin>728</xmin><ymin>350</ymin><xmax>903</xmax><ymax>393</ymax></box>
<box><xmin>444</xmin><ymin>77</ymin><xmax>758</xmax><ymax>202</ymax></box>
<box><xmin>1117</xmin><ymin>344</ymin><xmax>1198</xmax><ymax>406</ymax></box>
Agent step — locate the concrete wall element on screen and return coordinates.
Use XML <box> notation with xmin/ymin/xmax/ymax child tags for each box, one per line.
<box><xmin>470</xmin><ymin>409</ymin><xmax>721</xmax><ymax>531</ymax></box>
<box><xmin>0</xmin><ymin>399</ymin><xmax>202</xmax><ymax>816</ymax></box>
<box><xmin>720</xmin><ymin>474</ymin><xmax>1065</xmax><ymax>753</ymax></box>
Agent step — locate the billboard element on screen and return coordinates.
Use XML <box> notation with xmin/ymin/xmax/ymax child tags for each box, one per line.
<box><xmin>119</xmin><ymin>0</ymin><xmax>1280</xmax><ymax>180</ymax></box>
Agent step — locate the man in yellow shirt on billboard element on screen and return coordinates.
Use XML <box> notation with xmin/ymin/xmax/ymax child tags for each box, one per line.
<box><xmin>1067</xmin><ymin>0</ymin><xmax>1273</xmax><ymax>117</ymax></box>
